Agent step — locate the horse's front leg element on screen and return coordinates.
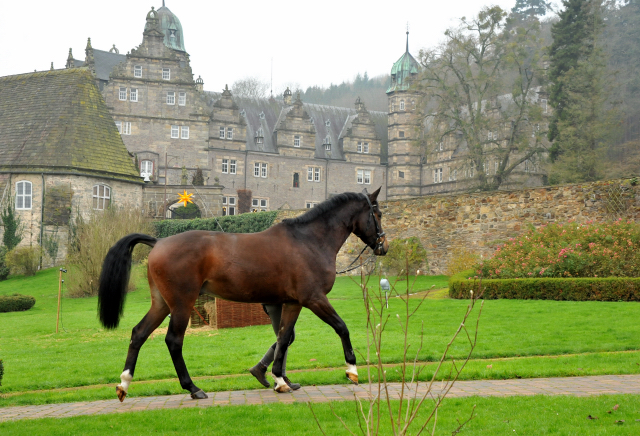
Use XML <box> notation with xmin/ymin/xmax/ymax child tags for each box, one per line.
<box><xmin>272</xmin><ymin>302</ymin><xmax>302</xmax><ymax>393</ymax></box>
<box><xmin>306</xmin><ymin>295</ymin><xmax>358</xmax><ymax>384</ymax></box>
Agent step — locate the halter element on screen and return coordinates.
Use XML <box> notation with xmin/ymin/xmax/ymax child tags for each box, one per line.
<box><xmin>361</xmin><ymin>190</ymin><xmax>386</xmax><ymax>253</ymax></box>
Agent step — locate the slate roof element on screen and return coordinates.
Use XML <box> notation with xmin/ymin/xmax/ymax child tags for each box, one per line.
<box><xmin>72</xmin><ymin>49</ymin><xmax>126</xmax><ymax>81</ymax></box>
<box><xmin>207</xmin><ymin>94</ymin><xmax>389</xmax><ymax>162</ymax></box>
<box><xmin>0</xmin><ymin>68</ymin><xmax>142</xmax><ymax>183</ymax></box>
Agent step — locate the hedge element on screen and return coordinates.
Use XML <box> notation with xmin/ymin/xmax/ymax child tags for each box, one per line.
<box><xmin>0</xmin><ymin>294</ymin><xmax>36</xmax><ymax>313</ymax></box>
<box><xmin>449</xmin><ymin>270</ymin><xmax>640</xmax><ymax>301</ymax></box>
<box><xmin>153</xmin><ymin>211</ymin><xmax>278</xmax><ymax>238</ymax></box>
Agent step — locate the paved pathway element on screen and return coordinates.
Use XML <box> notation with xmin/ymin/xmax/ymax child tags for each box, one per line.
<box><xmin>2</xmin><ymin>374</ymin><xmax>640</xmax><ymax>423</ymax></box>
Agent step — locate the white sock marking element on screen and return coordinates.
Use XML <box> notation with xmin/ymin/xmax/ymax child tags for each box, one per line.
<box><xmin>273</xmin><ymin>375</ymin><xmax>288</xmax><ymax>391</ymax></box>
<box><xmin>346</xmin><ymin>363</ymin><xmax>358</xmax><ymax>376</ymax></box>
<box><xmin>120</xmin><ymin>369</ymin><xmax>133</xmax><ymax>392</ymax></box>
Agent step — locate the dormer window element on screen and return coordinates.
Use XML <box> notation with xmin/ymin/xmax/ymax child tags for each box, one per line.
<box><xmin>259</xmin><ymin>111</ymin><xmax>265</xmax><ymax>120</ymax></box>
<box><xmin>169</xmin><ymin>29</ymin><xmax>177</xmax><ymax>39</ymax></box>
<box><xmin>255</xmin><ymin>127</ymin><xmax>264</xmax><ymax>145</ymax></box>
<box><xmin>325</xmin><ymin>120</ymin><xmax>331</xmax><ymax>127</ymax></box>
<box><xmin>323</xmin><ymin>135</ymin><xmax>331</xmax><ymax>151</ymax></box>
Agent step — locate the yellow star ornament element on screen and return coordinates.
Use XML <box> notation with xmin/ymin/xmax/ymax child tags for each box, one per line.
<box><xmin>177</xmin><ymin>190</ymin><xmax>194</xmax><ymax>207</ymax></box>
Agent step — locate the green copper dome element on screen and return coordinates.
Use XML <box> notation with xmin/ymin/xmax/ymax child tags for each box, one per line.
<box><xmin>157</xmin><ymin>4</ymin><xmax>186</xmax><ymax>52</ymax></box>
<box><xmin>387</xmin><ymin>32</ymin><xmax>420</xmax><ymax>93</ymax></box>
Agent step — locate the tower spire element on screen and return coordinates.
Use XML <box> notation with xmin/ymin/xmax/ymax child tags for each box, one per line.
<box><xmin>406</xmin><ymin>22</ymin><xmax>409</xmax><ymax>53</ymax></box>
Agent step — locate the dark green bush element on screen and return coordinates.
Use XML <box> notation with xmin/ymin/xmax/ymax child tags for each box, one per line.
<box><xmin>0</xmin><ymin>294</ymin><xmax>36</xmax><ymax>312</ymax></box>
<box><xmin>0</xmin><ymin>246</ymin><xmax>9</xmax><ymax>281</ymax></box>
<box><xmin>449</xmin><ymin>270</ymin><xmax>640</xmax><ymax>301</ymax></box>
<box><xmin>0</xmin><ymin>359</ymin><xmax>3</xmax><ymax>387</ymax></box>
<box><xmin>153</xmin><ymin>211</ymin><xmax>278</xmax><ymax>238</ymax></box>
<box><xmin>381</xmin><ymin>236</ymin><xmax>427</xmax><ymax>277</ymax></box>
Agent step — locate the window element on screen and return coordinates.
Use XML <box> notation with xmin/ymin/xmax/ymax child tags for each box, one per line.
<box><xmin>324</xmin><ymin>136</ymin><xmax>331</xmax><ymax>151</ymax></box>
<box><xmin>391</xmin><ymin>102</ymin><xmax>395</xmax><ymax>112</ymax></box>
<box><xmin>178</xmin><ymin>92</ymin><xmax>186</xmax><ymax>106</ymax></box>
<box><xmin>121</xmin><ymin>122</ymin><xmax>131</xmax><ymax>135</ymax></box>
<box><xmin>166</xmin><ymin>91</ymin><xmax>175</xmax><ymax>105</ymax></box>
<box><xmin>306</xmin><ymin>202</ymin><xmax>318</xmax><ymax>209</ymax></box>
<box><xmin>293</xmin><ymin>172</ymin><xmax>300</xmax><ymax>188</ymax></box>
<box><xmin>115</xmin><ymin>120</ymin><xmax>121</xmax><ymax>133</ymax></box>
<box><xmin>433</xmin><ymin>168</ymin><xmax>443</xmax><ymax>183</ymax></box>
<box><xmin>227</xmin><ymin>128</ymin><xmax>233</xmax><ymax>140</ymax></box>
<box><xmin>221</xmin><ymin>159</ymin><xmax>236</xmax><ymax>174</ymax></box>
<box><xmin>488</xmin><ymin>131</ymin><xmax>493</xmax><ymax>140</ymax></box>
<box><xmin>171</xmin><ymin>125</ymin><xmax>179</xmax><ymax>138</ymax></box>
<box><xmin>399</xmin><ymin>131</ymin><xmax>405</xmax><ymax>138</ymax></box>
<box><xmin>129</xmin><ymin>88</ymin><xmax>138</xmax><ymax>102</ymax></box>
<box><xmin>470</xmin><ymin>163</ymin><xmax>475</xmax><ymax>178</ymax></box>
<box><xmin>181</xmin><ymin>126</ymin><xmax>189</xmax><ymax>139</ymax></box>
<box><xmin>400</xmin><ymin>100</ymin><xmax>405</xmax><ymax>111</ymax></box>
<box><xmin>140</xmin><ymin>160</ymin><xmax>153</xmax><ymax>178</ymax></box>
<box><xmin>119</xmin><ymin>87</ymin><xmax>127</xmax><ymax>101</ymax></box>
<box><xmin>307</xmin><ymin>167</ymin><xmax>320</xmax><ymax>182</ymax></box>
<box><xmin>169</xmin><ymin>29</ymin><xmax>177</xmax><ymax>39</ymax></box>
<box><xmin>162</xmin><ymin>68</ymin><xmax>170</xmax><ymax>80</ymax></box>
<box><xmin>219</xmin><ymin>127</ymin><xmax>225</xmax><ymax>139</ymax></box>
<box><xmin>222</xmin><ymin>196</ymin><xmax>236</xmax><ymax>216</ymax></box>
<box><xmin>294</xmin><ymin>135</ymin><xmax>301</xmax><ymax>147</ymax></box>
<box><xmin>449</xmin><ymin>169</ymin><xmax>457</xmax><ymax>181</ymax></box>
<box><xmin>541</xmin><ymin>99</ymin><xmax>548</xmax><ymax>113</ymax></box>
<box><xmin>438</xmin><ymin>142</ymin><xmax>444</xmax><ymax>151</ymax></box>
<box><xmin>357</xmin><ymin>142</ymin><xmax>370</xmax><ymax>153</ymax></box>
<box><xmin>222</xmin><ymin>159</ymin><xmax>228</xmax><ymax>173</ymax></box>
<box><xmin>357</xmin><ymin>169</ymin><xmax>371</xmax><ymax>184</ymax></box>
<box><xmin>15</xmin><ymin>181</ymin><xmax>32</xmax><ymax>210</ymax></box>
<box><xmin>92</xmin><ymin>184</ymin><xmax>111</xmax><ymax>210</ymax></box>
<box><xmin>254</xmin><ymin>162</ymin><xmax>267</xmax><ymax>178</ymax></box>
<box><xmin>255</xmin><ymin>127</ymin><xmax>264</xmax><ymax>145</ymax></box>
<box><xmin>398</xmin><ymin>170</ymin><xmax>405</xmax><ymax>179</ymax></box>
<box><xmin>134</xmin><ymin>66</ymin><xmax>142</xmax><ymax>78</ymax></box>
<box><xmin>252</xmin><ymin>198</ymin><xmax>268</xmax><ymax>212</ymax></box>
<box><xmin>229</xmin><ymin>159</ymin><xmax>236</xmax><ymax>174</ymax></box>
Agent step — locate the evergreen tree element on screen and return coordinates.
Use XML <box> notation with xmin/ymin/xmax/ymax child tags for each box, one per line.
<box><xmin>512</xmin><ymin>0</ymin><xmax>553</xmax><ymax>17</ymax></box>
<box><xmin>548</xmin><ymin>0</ymin><xmax>602</xmax><ymax>150</ymax></box>
<box><xmin>191</xmin><ymin>167</ymin><xmax>205</xmax><ymax>186</ymax></box>
<box><xmin>546</xmin><ymin>0</ymin><xmax>618</xmax><ymax>183</ymax></box>
<box><xmin>1</xmin><ymin>199</ymin><xmax>22</xmax><ymax>250</ymax></box>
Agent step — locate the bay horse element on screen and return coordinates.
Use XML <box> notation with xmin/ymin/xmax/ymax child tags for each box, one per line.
<box><xmin>98</xmin><ymin>188</ymin><xmax>388</xmax><ymax>401</ymax></box>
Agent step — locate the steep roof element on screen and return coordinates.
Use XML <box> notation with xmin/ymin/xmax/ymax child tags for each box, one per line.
<box><xmin>0</xmin><ymin>68</ymin><xmax>142</xmax><ymax>183</ymax></box>
<box><xmin>157</xmin><ymin>5</ymin><xmax>186</xmax><ymax>52</ymax></box>
<box><xmin>70</xmin><ymin>49</ymin><xmax>126</xmax><ymax>81</ymax></box>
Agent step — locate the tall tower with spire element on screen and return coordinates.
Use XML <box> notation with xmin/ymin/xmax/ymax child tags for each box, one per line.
<box><xmin>386</xmin><ymin>29</ymin><xmax>422</xmax><ymax>199</ymax></box>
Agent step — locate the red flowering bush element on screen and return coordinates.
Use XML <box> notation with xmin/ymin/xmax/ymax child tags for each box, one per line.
<box><xmin>478</xmin><ymin>219</ymin><xmax>640</xmax><ymax>279</ymax></box>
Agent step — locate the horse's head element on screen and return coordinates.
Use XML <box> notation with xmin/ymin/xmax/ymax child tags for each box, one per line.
<box><xmin>354</xmin><ymin>187</ymin><xmax>389</xmax><ymax>256</ymax></box>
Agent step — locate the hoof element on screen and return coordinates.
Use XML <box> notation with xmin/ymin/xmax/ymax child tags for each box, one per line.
<box><xmin>275</xmin><ymin>384</ymin><xmax>292</xmax><ymax>393</ymax></box>
<box><xmin>190</xmin><ymin>389</ymin><xmax>208</xmax><ymax>400</ymax></box>
<box><xmin>116</xmin><ymin>385</ymin><xmax>127</xmax><ymax>402</ymax></box>
<box><xmin>346</xmin><ymin>371</ymin><xmax>359</xmax><ymax>385</ymax></box>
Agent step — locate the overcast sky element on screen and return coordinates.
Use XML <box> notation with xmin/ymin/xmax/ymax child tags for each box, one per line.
<box><xmin>1</xmin><ymin>0</ymin><xmax>559</xmax><ymax>94</ymax></box>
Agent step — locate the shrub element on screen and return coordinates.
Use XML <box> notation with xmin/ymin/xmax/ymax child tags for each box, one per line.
<box><xmin>0</xmin><ymin>293</ymin><xmax>36</xmax><ymax>312</ymax></box>
<box><xmin>0</xmin><ymin>246</ymin><xmax>10</xmax><ymax>281</ymax></box>
<box><xmin>41</xmin><ymin>227</ymin><xmax>60</xmax><ymax>266</ymax></box>
<box><xmin>446</xmin><ymin>247</ymin><xmax>480</xmax><ymax>277</ymax></box>
<box><xmin>191</xmin><ymin>167</ymin><xmax>205</xmax><ymax>186</ymax></box>
<box><xmin>5</xmin><ymin>246</ymin><xmax>40</xmax><ymax>276</ymax></box>
<box><xmin>477</xmin><ymin>220</ymin><xmax>640</xmax><ymax>279</ymax></box>
<box><xmin>0</xmin><ymin>359</ymin><xmax>3</xmax><ymax>387</ymax></box>
<box><xmin>449</xmin><ymin>270</ymin><xmax>640</xmax><ymax>301</ymax></box>
<box><xmin>66</xmin><ymin>206</ymin><xmax>153</xmax><ymax>297</ymax></box>
<box><xmin>172</xmin><ymin>202</ymin><xmax>201</xmax><ymax>219</ymax></box>
<box><xmin>153</xmin><ymin>211</ymin><xmax>278</xmax><ymax>238</ymax></box>
<box><xmin>381</xmin><ymin>236</ymin><xmax>427</xmax><ymax>277</ymax></box>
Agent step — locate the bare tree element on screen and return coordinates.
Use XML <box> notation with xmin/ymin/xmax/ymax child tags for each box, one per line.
<box><xmin>231</xmin><ymin>77</ymin><xmax>269</xmax><ymax>99</ymax></box>
<box><xmin>417</xmin><ymin>6</ymin><xmax>549</xmax><ymax>191</ymax></box>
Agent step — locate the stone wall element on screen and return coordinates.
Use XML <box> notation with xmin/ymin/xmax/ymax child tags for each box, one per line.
<box><xmin>274</xmin><ymin>179</ymin><xmax>640</xmax><ymax>275</ymax></box>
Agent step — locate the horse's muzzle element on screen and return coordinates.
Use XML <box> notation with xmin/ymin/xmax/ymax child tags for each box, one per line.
<box><xmin>374</xmin><ymin>237</ymin><xmax>389</xmax><ymax>256</ymax></box>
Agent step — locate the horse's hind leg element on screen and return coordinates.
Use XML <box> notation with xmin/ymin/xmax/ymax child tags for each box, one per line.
<box><xmin>272</xmin><ymin>303</ymin><xmax>302</xmax><ymax>393</ymax></box>
<box><xmin>116</xmin><ymin>292</ymin><xmax>169</xmax><ymax>402</ymax></box>
<box><xmin>165</xmin><ymin>306</ymin><xmax>207</xmax><ymax>399</ymax></box>
<box><xmin>306</xmin><ymin>295</ymin><xmax>359</xmax><ymax>384</ymax></box>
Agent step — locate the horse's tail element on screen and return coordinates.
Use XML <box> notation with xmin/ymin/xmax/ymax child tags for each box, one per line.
<box><xmin>98</xmin><ymin>233</ymin><xmax>157</xmax><ymax>329</ymax></box>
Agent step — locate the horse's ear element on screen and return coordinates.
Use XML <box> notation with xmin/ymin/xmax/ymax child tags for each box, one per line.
<box><xmin>369</xmin><ymin>187</ymin><xmax>381</xmax><ymax>201</ymax></box>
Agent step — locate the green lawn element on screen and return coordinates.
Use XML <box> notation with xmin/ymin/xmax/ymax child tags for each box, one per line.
<box><xmin>1</xmin><ymin>267</ymin><xmax>640</xmax><ymax>407</ymax></box>
<box><xmin>2</xmin><ymin>394</ymin><xmax>639</xmax><ymax>435</ymax></box>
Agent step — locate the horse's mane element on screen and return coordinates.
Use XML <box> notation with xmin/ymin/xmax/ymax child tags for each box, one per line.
<box><xmin>282</xmin><ymin>192</ymin><xmax>364</xmax><ymax>226</ymax></box>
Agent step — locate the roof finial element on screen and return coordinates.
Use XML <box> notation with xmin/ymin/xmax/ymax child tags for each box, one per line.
<box><xmin>406</xmin><ymin>22</ymin><xmax>410</xmax><ymax>53</ymax></box>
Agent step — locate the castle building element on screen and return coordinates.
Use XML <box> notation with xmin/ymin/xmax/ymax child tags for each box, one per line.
<box><xmin>61</xmin><ymin>4</ymin><xmax>546</xmax><ymax>215</ymax></box>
